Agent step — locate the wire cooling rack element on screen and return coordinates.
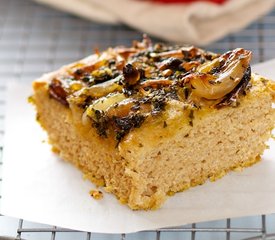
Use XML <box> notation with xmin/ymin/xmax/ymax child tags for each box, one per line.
<box><xmin>1</xmin><ymin>0</ymin><xmax>275</xmax><ymax>239</ymax></box>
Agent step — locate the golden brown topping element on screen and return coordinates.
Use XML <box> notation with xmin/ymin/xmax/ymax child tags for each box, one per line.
<box><xmin>158</xmin><ymin>57</ymin><xmax>182</xmax><ymax>71</ymax></box>
<box><xmin>140</xmin><ymin>79</ymin><xmax>173</xmax><ymax>89</ymax></box>
<box><xmin>69</xmin><ymin>81</ymin><xmax>83</xmax><ymax>91</ymax></box>
<box><xmin>48</xmin><ymin>37</ymin><xmax>252</xmax><ymax>142</ymax></box>
<box><xmin>151</xmin><ymin>46</ymin><xmax>200</xmax><ymax>59</ymax></box>
<box><xmin>106</xmin><ymin>98</ymin><xmax>136</xmax><ymax>118</ymax></box>
<box><xmin>73</xmin><ymin>59</ymin><xmax>108</xmax><ymax>79</ymax></box>
<box><xmin>268</xmin><ymin>80</ymin><xmax>275</xmax><ymax>100</ymax></box>
<box><xmin>116</xmin><ymin>47</ymin><xmax>138</xmax><ymax>59</ymax></box>
<box><xmin>150</xmin><ymin>49</ymin><xmax>183</xmax><ymax>59</ymax></box>
<box><xmin>86</xmin><ymin>93</ymin><xmax>126</xmax><ymax>113</ymax></box>
<box><xmin>181</xmin><ymin>46</ymin><xmax>200</xmax><ymax>59</ymax></box>
<box><xmin>162</xmin><ymin>69</ymin><xmax>173</xmax><ymax>77</ymax></box>
<box><xmin>85</xmin><ymin>78</ymin><xmax>122</xmax><ymax>98</ymax></box>
<box><xmin>181</xmin><ymin>61</ymin><xmax>200</xmax><ymax>71</ymax></box>
<box><xmin>91</xmin><ymin>68</ymin><xmax>112</xmax><ymax>81</ymax></box>
<box><xmin>115</xmin><ymin>54</ymin><xmax>126</xmax><ymax>70</ymax></box>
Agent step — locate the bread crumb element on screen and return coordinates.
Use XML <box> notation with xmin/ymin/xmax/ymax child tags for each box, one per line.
<box><xmin>90</xmin><ymin>189</ymin><xmax>103</xmax><ymax>200</ymax></box>
<box><xmin>51</xmin><ymin>146</ymin><xmax>60</xmax><ymax>154</ymax></box>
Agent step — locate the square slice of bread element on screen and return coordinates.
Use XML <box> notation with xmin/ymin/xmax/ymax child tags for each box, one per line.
<box><xmin>32</xmin><ymin>39</ymin><xmax>275</xmax><ymax>210</ymax></box>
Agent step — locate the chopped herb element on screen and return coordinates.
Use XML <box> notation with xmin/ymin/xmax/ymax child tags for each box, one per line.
<box><xmin>184</xmin><ymin>87</ymin><xmax>189</xmax><ymax>99</ymax></box>
<box><xmin>91</xmin><ymin>110</ymin><xmax>108</xmax><ymax>137</ymax></box>
<box><xmin>189</xmin><ymin>110</ymin><xmax>194</xmax><ymax>127</ymax></box>
<box><xmin>114</xmin><ymin>114</ymin><xmax>146</xmax><ymax>143</ymax></box>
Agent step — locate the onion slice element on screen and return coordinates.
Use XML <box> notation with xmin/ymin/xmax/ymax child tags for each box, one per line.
<box><xmin>189</xmin><ymin>48</ymin><xmax>252</xmax><ymax>100</ymax></box>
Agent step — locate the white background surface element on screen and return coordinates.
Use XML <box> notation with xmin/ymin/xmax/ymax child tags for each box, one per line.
<box><xmin>0</xmin><ymin>61</ymin><xmax>274</xmax><ymax>234</ymax></box>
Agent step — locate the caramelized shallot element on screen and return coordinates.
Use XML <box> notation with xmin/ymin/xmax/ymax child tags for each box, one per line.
<box><xmin>140</xmin><ymin>79</ymin><xmax>173</xmax><ymax>88</ymax></box>
<box><xmin>189</xmin><ymin>48</ymin><xmax>252</xmax><ymax>100</ymax></box>
<box><xmin>86</xmin><ymin>78</ymin><xmax>123</xmax><ymax>98</ymax></box>
<box><xmin>123</xmin><ymin>64</ymin><xmax>140</xmax><ymax>86</ymax></box>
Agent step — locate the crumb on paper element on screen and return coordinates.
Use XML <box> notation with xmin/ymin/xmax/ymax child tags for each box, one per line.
<box><xmin>51</xmin><ymin>146</ymin><xmax>60</xmax><ymax>154</ymax></box>
<box><xmin>27</xmin><ymin>95</ymin><xmax>34</xmax><ymax>104</ymax></box>
<box><xmin>90</xmin><ymin>189</ymin><xmax>103</xmax><ymax>200</ymax></box>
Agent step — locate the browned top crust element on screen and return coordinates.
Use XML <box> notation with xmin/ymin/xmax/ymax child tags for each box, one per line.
<box><xmin>44</xmin><ymin>36</ymin><xmax>253</xmax><ymax>142</ymax></box>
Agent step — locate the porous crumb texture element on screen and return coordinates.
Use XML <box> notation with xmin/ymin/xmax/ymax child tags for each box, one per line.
<box><xmin>33</xmin><ymin>74</ymin><xmax>275</xmax><ymax>210</ymax></box>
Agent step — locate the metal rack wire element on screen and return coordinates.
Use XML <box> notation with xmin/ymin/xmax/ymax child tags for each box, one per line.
<box><xmin>1</xmin><ymin>0</ymin><xmax>275</xmax><ymax>239</ymax></box>
<box><xmin>10</xmin><ymin>216</ymin><xmax>273</xmax><ymax>240</ymax></box>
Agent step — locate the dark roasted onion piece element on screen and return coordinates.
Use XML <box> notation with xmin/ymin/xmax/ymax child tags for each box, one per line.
<box><xmin>123</xmin><ymin>64</ymin><xmax>140</xmax><ymax>86</ymax></box>
<box><xmin>49</xmin><ymin>79</ymin><xmax>69</xmax><ymax>106</ymax></box>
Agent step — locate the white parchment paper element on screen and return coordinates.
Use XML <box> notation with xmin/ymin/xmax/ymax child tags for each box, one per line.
<box><xmin>0</xmin><ymin>61</ymin><xmax>275</xmax><ymax>233</ymax></box>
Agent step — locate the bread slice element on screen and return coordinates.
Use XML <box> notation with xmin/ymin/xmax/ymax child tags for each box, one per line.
<box><xmin>32</xmin><ymin>38</ymin><xmax>275</xmax><ymax>210</ymax></box>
